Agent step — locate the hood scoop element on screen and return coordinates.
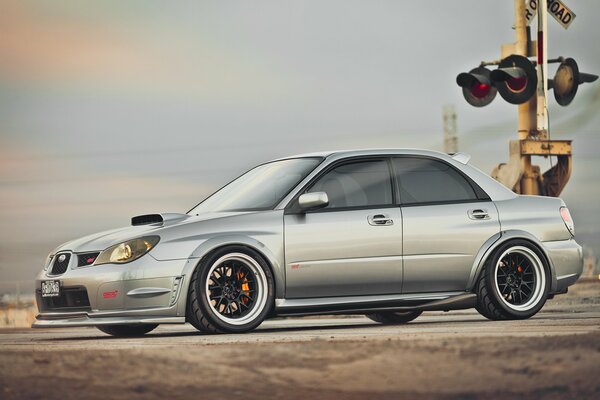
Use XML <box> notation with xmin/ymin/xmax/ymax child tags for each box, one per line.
<box><xmin>131</xmin><ymin>213</ymin><xmax>190</xmax><ymax>226</ymax></box>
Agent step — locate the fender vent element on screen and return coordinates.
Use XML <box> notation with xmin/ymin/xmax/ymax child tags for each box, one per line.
<box><xmin>131</xmin><ymin>214</ymin><xmax>163</xmax><ymax>226</ymax></box>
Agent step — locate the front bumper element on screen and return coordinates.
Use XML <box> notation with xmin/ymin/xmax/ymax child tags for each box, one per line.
<box><xmin>544</xmin><ymin>238</ymin><xmax>583</xmax><ymax>293</ymax></box>
<box><xmin>33</xmin><ymin>254</ymin><xmax>191</xmax><ymax>328</ymax></box>
<box><xmin>33</xmin><ymin>310</ymin><xmax>185</xmax><ymax>328</ymax></box>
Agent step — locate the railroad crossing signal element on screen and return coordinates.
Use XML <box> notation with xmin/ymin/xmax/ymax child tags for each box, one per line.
<box><xmin>456</xmin><ymin>55</ymin><xmax>596</xmax><ymax>107</ymax></box>
<box><xmin>454</xmin><ymin>0</ymin><xmax>598</xmax><ymax>198</ymax></box>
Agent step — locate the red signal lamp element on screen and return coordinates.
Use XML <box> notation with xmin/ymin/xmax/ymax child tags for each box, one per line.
<box><xmin>490</xmin><ymin>55</ymin><xmax>538</xmax><ymax>105</ymax></box>
<box><xmin>456</xmin><ymin>66</ymin><xmax>497</xmax><ymax>107</ymax></box>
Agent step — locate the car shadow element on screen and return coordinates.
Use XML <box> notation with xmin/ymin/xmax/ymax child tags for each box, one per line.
<box><xmin>40</xmin><ymin>316</ymin><xmax>490</xmax><ymax>341</ymax></box>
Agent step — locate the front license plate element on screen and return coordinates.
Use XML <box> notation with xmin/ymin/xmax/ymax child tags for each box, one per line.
<box><xmin>41</xmin><ymin>280</ymin><xmax>60</xmax><ymax>297</ymax></box>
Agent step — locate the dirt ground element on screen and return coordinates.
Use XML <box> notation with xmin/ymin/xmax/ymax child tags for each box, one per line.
<box><xmin>1</xmin><ymin>281</ymin><xmax>599</xmax><ymax>400</ymax></box>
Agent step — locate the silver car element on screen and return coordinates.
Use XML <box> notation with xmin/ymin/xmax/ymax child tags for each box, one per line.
<box><xmin>33</xmin><ymin>149</ymin><xmax>583</xmax><ymax>336</ymax></box>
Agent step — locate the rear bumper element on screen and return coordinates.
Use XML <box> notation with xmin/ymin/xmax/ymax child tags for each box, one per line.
<box><xmin>543</xmin><ymin>238</ymin><xmax>583</xmax><ymax>293</ymax></box>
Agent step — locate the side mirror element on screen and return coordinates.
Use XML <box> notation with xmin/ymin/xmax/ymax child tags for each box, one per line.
<box><xmin>298</xmin><ymin>192</ymin><xmax>329</xmax><ymax>212</ymax></box>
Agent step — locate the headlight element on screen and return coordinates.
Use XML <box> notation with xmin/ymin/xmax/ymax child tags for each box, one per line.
<box><xmin>95</xmin><ymin>236</ymin><xmax>160</xmax><ymax>265</ymax></box>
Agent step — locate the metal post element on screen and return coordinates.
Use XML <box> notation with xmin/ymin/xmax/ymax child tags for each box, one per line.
<box><xmin>514</xmin><ymin>0</ymin><xmax>539</xmax><ymax>195</ymax></box>
<box><xmin>536</xmin><ymin>0</ymin><xmax>549</xmax><ymax>135</ymax></box>
<box><xmin>443</xmin><ymin>105</ymin><xmax>458</xmax><ymax>154</ymax></box>
<box><xmin>16</xmin><ymin>282</ymin><xmax>20</xmax><ymax>308</ymax></box>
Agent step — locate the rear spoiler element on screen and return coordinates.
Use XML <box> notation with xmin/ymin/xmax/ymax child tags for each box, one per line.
<box><xmin>451</xmin><ymin>152</ymin><xmax>471</xmax><ymax>165</ymax></box>
<box><xmin>131</xmin><ymin>213</ymin><xmax>189</xmax><ymax>226</ymax></box>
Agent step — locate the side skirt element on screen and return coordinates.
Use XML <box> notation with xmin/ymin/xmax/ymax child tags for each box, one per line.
<box><xmin>274</xmin><ymin>292</ymin><xmax>477</xmax><ymax>317</ymax></box>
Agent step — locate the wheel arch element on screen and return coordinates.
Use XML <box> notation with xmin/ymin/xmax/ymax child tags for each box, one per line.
<box><xmin>467</xmin><ymin>230</ymin><xmax>557</xmax><ymax>293</ymax></box>
<box><xmin>176</xmin><ymin>236</ymin><xmax>284</xmax><ymax>318</ymax></box>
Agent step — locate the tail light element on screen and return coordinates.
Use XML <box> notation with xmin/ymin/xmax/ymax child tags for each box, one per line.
<box><xmin>560</xmin><ymin>207</ymin><xmax>575</xmax><ymax>236</ymax></box>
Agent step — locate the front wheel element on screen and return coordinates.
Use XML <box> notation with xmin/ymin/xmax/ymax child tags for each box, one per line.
<box><xmin>187</xmin><ymin>246</ymin><xmax>274</xmax><ymax>334</ymax></box>
<box><xmin>366</xmin><ymin>310</ymin><xmax>422</xmax><ymax>324</ymax></box>
<box><xmin>97</xmin><ymin>324</ymin><xmax>158</xmax><ymax>337</ymax></box>
<box><xmin>476</xmin><ymin>240</ymin><xmax>549</xmax><ymax>320</ymax></box>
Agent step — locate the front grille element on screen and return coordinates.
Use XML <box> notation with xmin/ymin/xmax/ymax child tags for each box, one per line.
<box><xmin>77</xmin><ymin>252</ymin><xmax>100</xmax><ymax>267</ymax></box>
<box><xmin>50</xmin><ymin>253</ymin><xmax>71</xmax><ymax>275</ymax></box>
<box><xmin>36</xmin><ymin>286</ymin><xmax>91</xmax><ymax>312</ymax></box>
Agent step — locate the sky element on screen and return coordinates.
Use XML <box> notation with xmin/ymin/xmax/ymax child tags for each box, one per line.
<box><xmin>1</xmin><ymin>0</ymin><xmax>599</xmax><ymax>293</ymax></box>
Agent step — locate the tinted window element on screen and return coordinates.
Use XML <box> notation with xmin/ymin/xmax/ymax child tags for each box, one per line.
<box><xmin>393</xmin><ymin>158</ymin><xmax>477</xmax><ymax>205</ymax></box>
<box><xmin>189</xmin><ymin>158</ymin><xmax>322</xmax><ymax>213</ymax></box>
<box><xmin>308</xmin><ymin>160</ymin><xmax>393</xmax><ymax>209</ymax></box>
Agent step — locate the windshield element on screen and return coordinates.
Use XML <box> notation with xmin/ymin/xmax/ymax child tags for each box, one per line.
<box><xmin>188</xmin><ymin>157</ymin><xmax>323</xmax><ymax>214</ymax></box>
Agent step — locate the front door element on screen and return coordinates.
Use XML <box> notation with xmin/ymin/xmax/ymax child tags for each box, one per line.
<box><xmin>284</xmin><ymin>159</ymin><xmax>403</xmax><ymax>298</ymax></box>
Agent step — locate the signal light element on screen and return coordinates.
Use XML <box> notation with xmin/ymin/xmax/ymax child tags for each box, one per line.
<box><xmin>490</xmin><ymin>55</ymin><xmax>538</xmax><ymax>105</ymax></box>
<box><xmin>457</xmin><ymin>56</ymin><xmax>597</xmax><ymax>108</ymax></box>
<box><xmin>456</xmin><ymin>67</ymin><xmax>497</xmax><ymax>107</ymax></box>
<box><xmin>549</xmin><ymin>58</ymin><xmax>599</xmax><ymax>106</ymax></box>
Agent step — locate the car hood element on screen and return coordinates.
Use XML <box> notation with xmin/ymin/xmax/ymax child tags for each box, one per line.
<box><xmin>53</xmin><ymin>212</ymin><xmax>248</xmax><ymax>254</ymax></box>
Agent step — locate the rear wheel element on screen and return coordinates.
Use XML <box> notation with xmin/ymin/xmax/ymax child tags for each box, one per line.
<box><xmin>476</xmin><ymin>240</ymin><xmax>549</xmax><ymax>320</ymax></box>
<box><xmin>366</xmin><ymin>310</ymin><xmax>422</xmax><ymax>324</ymax></box>
<box><xmin>97</xmin><ymin>324</ymin><xmax>157</xmax><ymax>337</ymax></box>
<box><xmin>187</xmin><ymin>246</ymin><xmax>274</xmax><ymax>334</ymax></box>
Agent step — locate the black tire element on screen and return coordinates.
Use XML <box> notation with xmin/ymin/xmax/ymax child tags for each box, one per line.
<box><xmin>475</xmin><ymin>239</ymin><xmax>550</xmax><ymax>321</ymax></box>
<box><xmin>97</xmin><ymin>324</ymin><xmax>158</xmax><ymax>337</ymax></box>
<box><xmin>187</xmin><ymin>246</ymin><xmax>275</xmax><ymax>334</ymax></box>
<box><xmin>366</xmin><ymin>310</ymin><xmax>422</xmax><ymax>324</ymax></box>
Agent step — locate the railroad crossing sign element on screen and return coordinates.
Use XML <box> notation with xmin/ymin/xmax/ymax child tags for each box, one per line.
<box><xmin>525</xmin><ymin>0</ymin><xmax>575</xmax><ymax>29</ymax></box>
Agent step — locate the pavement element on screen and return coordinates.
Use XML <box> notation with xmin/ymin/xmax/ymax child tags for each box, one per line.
<box><xmin>1</xmin><ymin>281</ymin><xmax>599</xmax><ymax>399</ymax></box>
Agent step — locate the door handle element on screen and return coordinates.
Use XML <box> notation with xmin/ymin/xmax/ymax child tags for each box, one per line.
<box><xmin>368</xmin><ymin>214</ymin><xmax>393</xmax><ymax>226</ymax></box>
<box><xmin>468</xmin><ymin>209</ymin><xmax>490</xmax><ymax>220</ymax></box>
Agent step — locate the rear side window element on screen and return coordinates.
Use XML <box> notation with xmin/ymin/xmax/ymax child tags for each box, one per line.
<box><xmin>308</xmin><ymin>160</ymin><xmax>393</xmax><ymax>209</ymax></box>
<box><xmin>393</xmin><ymin>158</ymin><xmax>478</xmax><ymax>205</ymax></box>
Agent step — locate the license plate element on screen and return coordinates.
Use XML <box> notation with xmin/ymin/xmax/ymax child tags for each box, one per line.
<box><xmin>41</xmin><ymin>280</ymin><xmax>60</xmax><ymax>297</ymax></box>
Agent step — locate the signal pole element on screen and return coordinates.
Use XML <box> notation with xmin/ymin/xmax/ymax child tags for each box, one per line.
<box><xmin>514</xmin><ymin>0</ymin><xmax>539</xmax><ymax>195</ymax></box>
<box><xmin>536</xmin><ymin>0</ymin><xmax>549</xmax><ymax>135</ymax></box>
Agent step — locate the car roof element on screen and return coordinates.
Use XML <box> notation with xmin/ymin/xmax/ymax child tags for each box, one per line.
<box><xmin>273</xmin><ymin>148</ymin><xmax>456</xmax><ymax>162</ymax></box>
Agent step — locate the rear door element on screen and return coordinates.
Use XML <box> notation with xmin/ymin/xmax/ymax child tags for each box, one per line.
<box><xmin>393</xmin><ymin>157</ymin><xmax>500</xmax><ymax>293</ymax></box>
<box><xmin>284</xmin><ymin>159</ymin><xmax>403</xmax><ymax>298</ymax></box>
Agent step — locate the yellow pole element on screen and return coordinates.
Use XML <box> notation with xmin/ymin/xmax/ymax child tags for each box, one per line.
<box><xmin>514</xmin><ymin>0</ymin><xmax>538</xmax><ymax>195</ymax></box>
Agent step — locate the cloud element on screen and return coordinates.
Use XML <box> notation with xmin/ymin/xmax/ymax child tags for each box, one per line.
<box><xmin>0</xmin><ymin>1</ymin><xmax>295</xmax><ymax>103</ymax></box>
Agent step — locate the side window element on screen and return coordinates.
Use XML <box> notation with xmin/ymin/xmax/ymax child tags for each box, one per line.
<box><xmin>393</xmin><ymin>158</ymin><xmax>478</xmax><ymax>205</ymax></box>
<box><xmin>308</xmin><ymin>160</ymin><xmax>393</xmax><ymax>209</ymax></box>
